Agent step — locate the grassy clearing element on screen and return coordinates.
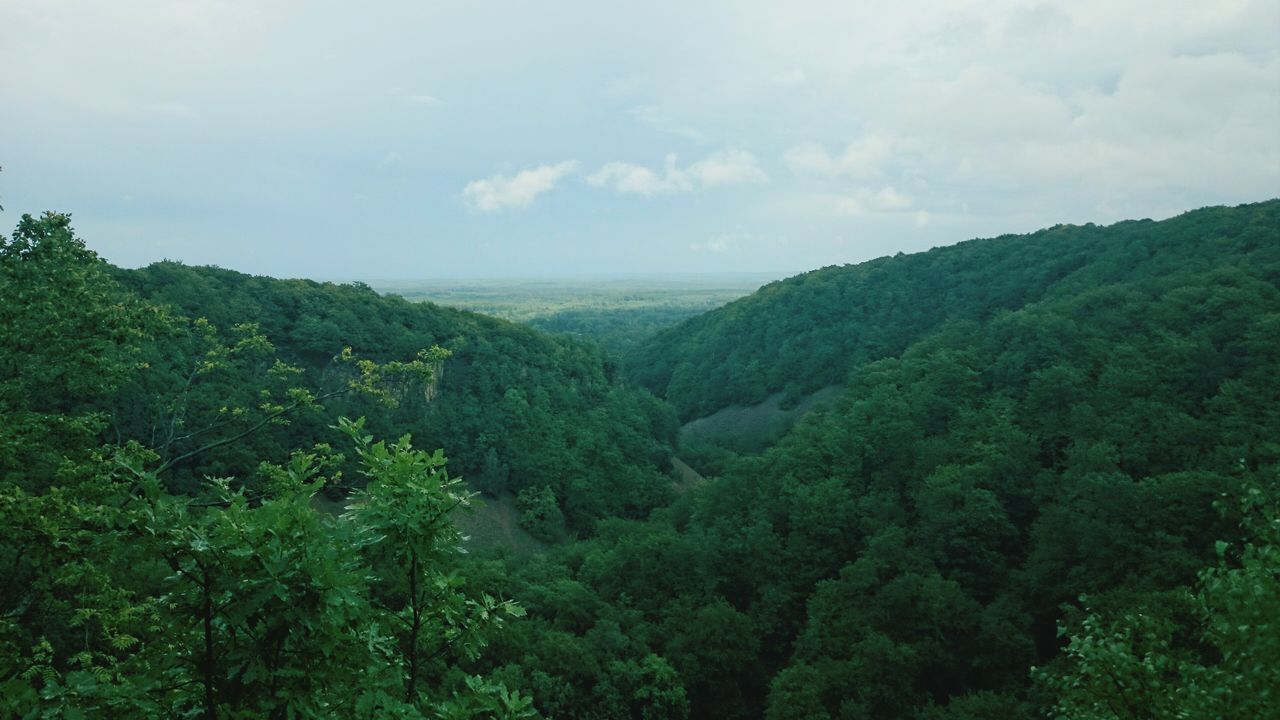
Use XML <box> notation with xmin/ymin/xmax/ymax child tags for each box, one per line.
<box><xmin>679</xmin><ymin>384</ymin><xmax>844</xmax><ymax>452</ymax></box>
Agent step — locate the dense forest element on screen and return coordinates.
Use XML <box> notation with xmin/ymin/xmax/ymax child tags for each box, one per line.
<box><xmin>2</xmin><ymin>201</ymin><xmax>1277</xmax><ymax>718</ymax></box>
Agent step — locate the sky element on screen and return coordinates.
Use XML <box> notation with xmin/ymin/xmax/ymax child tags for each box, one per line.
<box><xmin>2</xmin><ymin>0</ymin><xmax>1278</xmax><ymax>279</ymax></box>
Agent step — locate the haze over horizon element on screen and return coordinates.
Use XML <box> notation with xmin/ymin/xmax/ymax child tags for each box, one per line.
<box><xmin>2</xmin><ymin>0</ymin><xmax>1278</xmax><ymax>279</ymax></box>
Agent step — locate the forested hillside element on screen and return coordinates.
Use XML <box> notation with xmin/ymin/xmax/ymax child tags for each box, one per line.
<box><xmin>628</xmin><ymin>202</ymin><xmax>1280</xmax><ymax>420</ymax></box>
<box><xmin>111</xmin><ymin>262</ymin><xmax>677</xmax><ymax>532</ymax></box>
<box><xmin>0</xmin><ymin>212</ymin><xmax>672</xmax><ymax>717</ymax></box>
<box><xmin>460</xmin><ymin>201</ymin><xmax>1279</xmax><ymax>718</ymax></box>
<box><xmin>3</xmin><ymin>202</ymin><xmax>1278</xmax><ymax>719</ymax></box>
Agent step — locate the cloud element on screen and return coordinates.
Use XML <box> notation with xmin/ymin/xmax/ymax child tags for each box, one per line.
<box><xmin>690</xmin><ymin>229</ymin><xmax>753</xmax><ymax>254</ymax></box>
<box><xmin>687</xmin><ymin>149</ymin><xmax>770</xmax><ymax>187</ymax></box>
<box><xmin>628</xmin><ymin>105</ymin><xmax>706</xmax><ymax>141</ymax></box>
<box><xmin>376</xmin><ymin>151</ymin><xmax>403</xmax><ymax>170</ymax></box>
<box><xmin>3</xmin><ymin>0</ymin><xmax>1275</xmax><ymax>276</ymax></box>
<box><xmin>770</xmin><ymin>69</ymin><xmax>807</xmax><ymax>87</ymax></box>
<box><xmin>689</xmin><ymin>234</ymin><xmax>733</xmax><ymax>253</ymax></box>
<box><xmin>834</xmin><ymin>196</ymin><xmax>864</xmax><ymax>217</ymax></box>
<box><xmin>589</xmin><ymin>150</ymin><xmax>768</xmax><ymax>195</ymax></box>
<box><xmin>462</xmin><ymin>161</ymin><xmax>578</xmax><ymax>213</ymax></box>
<box><xmin>829</xmin><ymin>186</ymin><xmax>912</xmax><ymax>217</ymax></box>
<box><xmin>872</xmin><ymin>186</ymin><xmax>912</xmax><ymax>211</ymax></box>
<box><xmin>589</xmin><ymin>155</ymin><xmax>690</xmax><ymax>195</ymax></box>
<box><xmin>785</xmin><ymin>136</ymin><xmax>894</xmax><ymax>180</ymax></box>
<box><xmin>389</xmin><ymin>87</ymin><xmax>443</xmax><ymax>106</ymax></box>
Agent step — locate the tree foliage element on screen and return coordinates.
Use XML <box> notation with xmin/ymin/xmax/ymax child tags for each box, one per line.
<box><xmin>4</xmin><ymin>200</ymin><xmax>1279</xmax><ymax>718</ymax></box>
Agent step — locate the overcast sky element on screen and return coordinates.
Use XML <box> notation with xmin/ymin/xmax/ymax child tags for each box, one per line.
<box><xmin>2</xmin><ymin>1</ymin><xmax>1277</xmax><ymax>279</ymax></box>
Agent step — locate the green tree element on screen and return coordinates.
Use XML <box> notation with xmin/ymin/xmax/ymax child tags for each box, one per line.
<box><xmin>516</xmin><ymin>485</ymin><xmax>568</xmax><ymax>543</ymax></box>
<box><xmin>1042</xmin><ymin>485</ymin><xmax>1280</xmax><ymax>720</ymax></box>
<box><xmin>0</xmin><ymin>212</ymin><xmax>157</xmax><ymax>487</ymax></box>
<box><xmin>340</xmin><ymin>417</ymin><xmax>529</xmax><ymax>711</ymax></box>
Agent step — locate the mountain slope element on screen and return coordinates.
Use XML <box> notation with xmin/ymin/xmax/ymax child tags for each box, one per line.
<box><xmin>627</xmin><ymin>200</ymin><xmax>1280</xmax><ymax>420</ymax></box>
<box><xmin>501</xmin><ymin>200</ymin><xmax>1280</xmax><ymax>718</ymax></box>
<box><xmin>114</xmin><ymin>262</ymin><xmax>679</xmax><ymax>532</ymax></box>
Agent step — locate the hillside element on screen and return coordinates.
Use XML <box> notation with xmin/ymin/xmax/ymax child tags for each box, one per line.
<box><xmin>111</xmin><ymin>262</ymin><xmax>679</xmax><ymax>533</ymax></box>
<box><xmin>462</xmin><ymin>200</ymin><xmax>1280</xmax><ymax>718</ymax></box>
<box><xmin>627</xmin><ymin>201</ymin><xmax>1280</xmax><ymax>420</ymax></box>
<box><xmin>4</xmin><ymin>203</ymin><xmax>1278</xmax><ymax>719</ymax></box>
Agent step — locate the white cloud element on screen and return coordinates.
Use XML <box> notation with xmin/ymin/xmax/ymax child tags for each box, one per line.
<box><xmin>689</xmin><ymin>234</ymin><xmax>733</xmax><ymax>253</ymax></box>
<box><xmin>628</xmin><ymin>105</ymin><xmax>706</xmax><ymax>141</ymax></box>
<box><xmin>872</xmin><ymin>186</ymin><xmax>912</xmax><ymax>211</ymax></box>
<box><xmin>828</xmin><ymin>186</ymin><xmax>912</xmax><ymax>217</ymax></box>
<box><xmin>389</xmin><ymin>87</ymin><xmax>443</xmax><ymax>106</ymax></box>
<box><xmin>785</xmin><ymin>136</ymin><xmax>894</xmax><ymax>180</ymax></box>
<box><xmin>588</xmin><ymin>154</ymin><xmax>691</xmax><ymax>195</ymax></box>
<box><xmin>834</xmin><ymin>196</ymin><xmax>865</xmax><ymax>217</ymax></box>
<box><xmin>462</xmin><ymin>161</ymin><xmax>578</xmax><ymax>213</ymax></box>
<box><xmin>687</xmin><ymin>149</ymin><xmax>770</xmax><ymax>187</ymax></box>
<box><xmin>771</xmin><ymin>69</ymin><xmax>807</xmax><ymax>86</ymax></box>
<box><xmin>376</xmin><ymin>151</ymin><xmax>403</xmax><ymax>170</ymax></box>
<box><xmin>690</xmin><ymin>229</ymin><xmax>754</xmax><ymax>253</ymax></box>
<box><xmin>589</xmin><ymin>150</ymin><xmax>768</xmax><ymax>195</ymax></box>
<box><xmin>3</xmin><ymin>0</ymin><xmax>1276</xmax><ymax>275</ymax></box>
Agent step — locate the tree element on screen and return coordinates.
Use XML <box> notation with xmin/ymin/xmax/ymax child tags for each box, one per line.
<box><xmin>2</xmin><ymin>423</ymin><xmax>537</xmax><ymax>718</ymax></box>
<box><xmin>476</xmin><ymin>447</ymin><xmax>510</xmax><ymax>497</ymax></box>
<box><xmin>0</xmin><ymin>212</ymin><xmax>157</xmax><ymax>487</ymax></box>
<box><xmin>1042</xmin><ymin>484</ymin><xmax>1280</xmax><ymax>720</ymax></box>
<box><xmin>340</xmin><ymin>417</ymin><xmax>528</xmax><ymax>709</ymax></box>
<box><xmin>516</xmin><ymin>485</ymin><xmax>568</xmax><ymax>543</ymax></box>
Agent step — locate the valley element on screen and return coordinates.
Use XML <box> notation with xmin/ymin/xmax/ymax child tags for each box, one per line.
<box><xmin>3</xmin><ymin>200</ymin><xmax>1278</xmax><ymax>718</ymax></box>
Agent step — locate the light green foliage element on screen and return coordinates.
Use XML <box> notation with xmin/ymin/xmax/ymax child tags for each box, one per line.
<box><xmin>1044</xmin><ymin>485</ymin><xmax>1280</xmax><ymax>720</ymax></box>
<box><xmin>340</xmin><ymin>417</ymin><xmax>527</xmax><ymax>705</ymax></box>
<box><xmin>0</xmin><ymin>213</ymin><xmax>534</xmax><ymax>718</ymax></box>
<box><xmin>1</xmin><ymin>424</ymin><xmax>535</xmax><ymax>718</ymax></box>
<box><xmin>0</xmin><ymin>444</ymin><xmax>171</xmax><ymax>717</ymax></box>
<box><xmin>147</xmin><ymin>452</ymin><xmax>376</xmax><ymax>716</ymax></box>
<box><xmin>0</xmin><ymin>213</ymin><xmax>152</xmax><ymax>408</ymax></box>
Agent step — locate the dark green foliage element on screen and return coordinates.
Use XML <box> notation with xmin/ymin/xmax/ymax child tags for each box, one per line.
<box><xmin>516</xmin><ymin>486</ymin><xmax>568</xmax><ymax>543</ymax></box>
<box><xmin>629</xmin><ymin>201</ymin><xmax>1280</xmax><ymax>421</ymax></box>
<box><xmin>469</xmin><ymin>201</ymin><xmax>1279</xmax><ymax>718</ymax></box>
<box><xmin>1040</xmin><ymin>486</ymin><xmax>1280</xmax><ymax>719</ymax></box>
<box><xmin>5</xmin><ymin>200</ymin><xmax>1279</xmax><ymax>718</ymax></box>
<box><xmin>476</xmin><ymin>447</ymin><xmax>511</xmax><ymax>498</ymax></box>
<box><xmin>113</xmin><ymin>261</ymin><xmax>678</xmax><ymax>530</ymax></box>
<box><xmin>0</xmin><ymin>213</ymin><xmax>159</xmax><ymax>487</ymax></box>
<box><xmin>0</xmin><ymin>215</ymin><xmax>537</xmax><ymax>718</ymax></box>
<box><xmin>528</xmin><ymin>305</ymin><xmax>719</xmax><ymax>356</ymax></box>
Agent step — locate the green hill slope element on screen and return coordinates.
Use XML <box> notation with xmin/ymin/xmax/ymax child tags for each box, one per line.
<box><xmin>113</xmin><ymin>262</ymin><xmax>679</xmax><ymax>533</ymax></box>
<box><xmin>502</xmin><ymin>200</ymin><xmax>1280</xmax><ymax>717</ymax></box>
<box><xmin>627</xmin><ymin>200</ymin><xmax>1280</xmax><ymax>420</ymax></box>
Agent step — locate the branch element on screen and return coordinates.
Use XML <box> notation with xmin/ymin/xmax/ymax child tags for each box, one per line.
<box><xmin>154</xmin><ymin>387</ymin><xmax>350</xmax><ymax>476</ymax></box>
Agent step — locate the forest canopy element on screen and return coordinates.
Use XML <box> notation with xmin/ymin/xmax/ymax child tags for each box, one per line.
<box><xmin>2</xmin><ymin>201</ymin><xmax>1278</xmax><ymax>718</ymax></box>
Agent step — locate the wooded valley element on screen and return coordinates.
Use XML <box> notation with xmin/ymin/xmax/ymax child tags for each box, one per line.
<box><xmin>2</xmin><ymin>200</ymin><xmax>1277</xmax><ymax>718</ymax></box>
